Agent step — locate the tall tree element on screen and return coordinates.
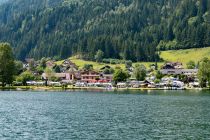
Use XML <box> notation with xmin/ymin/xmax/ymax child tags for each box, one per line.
<box><xmin>133</xmin><ymin>64</ymin><xmax>147</xmax><ymax>81</ymax></box>
<box><xmin>16</xmin><ymin>71</ymin><xmax>35</xmax><ymax>86</ymax></box>
<box><xmin>45</xmin><ymin>68</ymin><xmax>55</xmax><ymax>81</ymax></box>
<box><xmin>94</xmin><ymin>50</ymin><xmax>104</xmax><ymax>63</ymax></box>
<box><xmin>198</xmin><ymin>58</ymin><xmax>210</xmax><ymax>88</ymax></box>
<box><xmin>0</xmin><ymin>43</ymin><xmax>15</xmax><ymax>86</ymax></box>
<box><xmin>113</xmin><ymin>68</ymin><xmax>129</xmax><ymax>84</ymax></box>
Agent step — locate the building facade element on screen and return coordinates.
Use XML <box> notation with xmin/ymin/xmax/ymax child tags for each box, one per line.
<box><xmin>81</xmin><ymin>71</ymin><xmax>100</xmax><ymax>83</ymax></box>
<box><xmin>160</xmin><ymin>69</ymin><xmax>198</xmax><ymax>76</ymax></box>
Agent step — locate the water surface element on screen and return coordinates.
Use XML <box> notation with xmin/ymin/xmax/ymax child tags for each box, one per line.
<box><xmin>0</xmin><ymin>90</ymin><xmax>210</xmax><ymax>139</ymax></box>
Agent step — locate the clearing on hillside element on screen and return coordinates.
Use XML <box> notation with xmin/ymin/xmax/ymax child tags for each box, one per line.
<box><xmin>160</xmin><ymin>47</ymin><xmax>210</xmax><ymax>65</ymax></box>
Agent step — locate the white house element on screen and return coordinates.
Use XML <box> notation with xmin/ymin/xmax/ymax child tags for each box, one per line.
<box><xmin>160</xmin><ymin>69</ymin><xmax>198</xmax><ymax>76</ymax></box>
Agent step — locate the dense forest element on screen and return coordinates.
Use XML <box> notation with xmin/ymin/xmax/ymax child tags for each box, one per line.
<box><xmin>0</xmin><ymin>0</ymin><xmax>209</xmax><ymax>61</ymax></box>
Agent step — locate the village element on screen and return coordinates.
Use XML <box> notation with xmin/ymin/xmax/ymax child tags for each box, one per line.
<box><xmin>14</xmin><ymin>58</ymin><xmax>204</xmax><ymax>90</ymax></box>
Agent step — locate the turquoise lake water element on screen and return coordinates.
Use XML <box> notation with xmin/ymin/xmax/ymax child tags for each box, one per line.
<box><xmin>0</xmin><ymin>90</ymin><xmax>210</xmax><ymax>139</ymax></box>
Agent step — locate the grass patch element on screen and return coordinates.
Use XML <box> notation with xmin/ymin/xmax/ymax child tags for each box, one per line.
<box><xmin>56</xmin><ymin>56</ymin><xmax>125</xmax><ymax>70</ymax></box>
<box><xmin>56</xmin><ymin>56</ymin><xmax>164</xmax><ymax>70</ymax></box>
<box><xmin>160</xmin><ymin>47</ymin><xmax>210</xmax><ymax>67</ymax></box>
<box><xmin>56</xmin><ymin>47</ymin><xmax>210</xmax><ymax>70</ymax></box>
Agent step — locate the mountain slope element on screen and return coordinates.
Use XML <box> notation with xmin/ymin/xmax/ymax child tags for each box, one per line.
<box><xmin>160</xmin><ymin>46</ymin><xmax>210</xmax><ymax>64</ymax></box>
<box><xmin>0</xmin><ymin>0</ymin><xmax>209</xmax><ymax>61</ymax></box>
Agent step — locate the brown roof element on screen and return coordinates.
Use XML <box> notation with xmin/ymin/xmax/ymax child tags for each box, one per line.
<box><xmin>43</xmin><ymin>73</ymin><xmax>66</xmax><ymax>78</ymax></box>
<box><xmin>81</xmin><ymin>70</ymin><xmax>100</xmax><ymax>75</ymax></box>
<box><xmin>62</xmin><ymin>59</ymin><xmax>78</xmax><ymax>69</ymax></box>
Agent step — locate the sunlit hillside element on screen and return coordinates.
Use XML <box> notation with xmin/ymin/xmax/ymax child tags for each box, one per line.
<box><xmin>160</xmin><ymin>47</ymin><xmax>210</xmax><ymax>65</ymax></box>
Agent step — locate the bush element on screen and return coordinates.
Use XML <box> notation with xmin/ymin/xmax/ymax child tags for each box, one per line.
<box><xmin>102</xmin><ymin>58</ymin><xmax>126</xmax><ymax>64</ymax></box>
<box><xmin>125</xmin><ymin>60</ymin><xmax>132</xmax><ymax>69</ymax></box>
<box><xmin>102</xmin><ymin>59</ymin><xmax>110</xmax><ymax>64</ymax></box>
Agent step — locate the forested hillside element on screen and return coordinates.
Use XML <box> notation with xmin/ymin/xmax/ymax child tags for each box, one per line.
<box><xmin>0</xmin><ymin>0</ymin><xmax>209</xmax><ymax>61</ymax></box>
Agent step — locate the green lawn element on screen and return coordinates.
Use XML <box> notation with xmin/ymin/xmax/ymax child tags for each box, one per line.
<box><xmin>160</xmin><ymin>47</ymin><xmax>210</xmax><ymax>66</ymax></box>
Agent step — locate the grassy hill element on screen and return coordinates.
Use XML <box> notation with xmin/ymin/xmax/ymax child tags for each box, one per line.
<box><xmin>56</xmin><ymin>47</ymin><xmax>210</xmax><ymax>70</ymax></box>
<box><xmin>57</xmin><ymin>57</ymin><xmax>125</xmax><ymax>70</ymax></box>
<box><xmin>56</xmin><ymin>56</ymin><xmax>164</xmax><ymax>70</ymax></box>
<box><xmin>160</xmin><ymin>47</ymin><xmax>210</xmax><ymax>66</ymax></box>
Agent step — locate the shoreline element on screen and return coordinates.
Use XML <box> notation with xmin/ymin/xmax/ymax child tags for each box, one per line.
<box><xmin>0</xmin><ymin>86</ymin><xmax>208</xmax><ymax>92</ymax></box>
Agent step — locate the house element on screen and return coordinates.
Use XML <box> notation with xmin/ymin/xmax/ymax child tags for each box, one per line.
<box><xmin>146</xmin><ymin>76</ymin><xmax>156</xmax><ymax>81</ymax></box>
<box><xmin>46</xmin><ymin>60</ymin><xmax>56</xmax><ymax>68</ymax></box>
<box><xmin>25</xmin><ymin>58</ymin><xmax>35</xmax><ymax>64</ymax></box>
<box><xmin>160</xmin><ymin>69</ymin><xmax>198</xmax><ymax>76</ymax></box>
<box><xmin>66</xmin><ymin>71</ymin><xmax>81</xmax><ymax>81</ymax></box>
<box><xmin>61</xmin><ymin>59</ymin><xmax>78</xmax><ymax>71</ymax></box>
<box><xmin>100</xmin><ymin>65</ymin><xmax>111</xmax><ymax>71</ymax></box>
<box><xmin>75</xmin><ymin>82</ymin><xmax>87</xmax><ymax>87</ymax></box>
<box><xmin>127</xmin><ymin>66</ymin><xmax>134</xmax><ymax>75</ymax></box>
<box><xmin>81</xmin><ymin>70</ymin><xmax>100</xmax><ymax>83</ymax></box>
<box><xmin>181</xmin><ymin>69</ymin><xmax>198</xmax><ymax>76</ymax></box>
<box><xmin>141</xmin><ymin>80</ymin><xmax>155</xmax><ymax>88</ymax></box>
<box><xmin>42</xmin><ymin>73</ymin><xmax>66</xmax><ymax>80</ymax></box>
<box><xmin>41</xmin><ymin>72</ymin><xmax>81</xmax><ymax>83</ymax></box>
<box><xmin>23</xmin><ymin>63</ymin><xmax>29</xmax><ymax>69</ymax></box>
<box><xmin>117</xmin><ymin>82</ymin><xmax>127</xmax><ymax>88</ymax></box>
<box><xmin>172</xmin><ymin>81</ymin><xmax>184</xmax><ymax>88</ymax></box>
<box><xmin>189</xmin><ymin>82</ymin><xmax>200</xmax><ymax>88</ymax></box>
<box><xmin>26</xmin><ymin>81</ymin><xmax>45</xmax><ymax>86</ymax></box>
<box><xmin>162</xmin><ymin>62</ymin><xmax>183</xmax><ymax>69</ymax></box>
<box><xmin>129</xmin><ymin>81</ymin><xmax>144</xmax><ymax>88</ymax></box>
<box><xmin>48</xmin><ymin>82</ymin><xmax>62</xmax><ymax>86</ymax></box>
<box><xmin>24</xmin><ymin>58</ymin><xmax>38</xmax><ymax>70</ymax></box>
<box><xmin>100</xmin><ymin>74</ymin><xmax>113</xmax><ymax>83</ymax></box>
<box><xmin>150</xmin><ymin>64</ymin><xmax>156</xmax><ymax>70</ymax></box>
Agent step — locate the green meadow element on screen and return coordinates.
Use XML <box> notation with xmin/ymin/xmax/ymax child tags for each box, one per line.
<box><xmin>160</xmin><ymin>47</ymin><xmax>210</xmax><ymax>66</ymax></box>
<box><xmin>56</xmin><ymin>47</ymin><xmax>210</xmax><ymax>70</ymax></box>
<box><xmin>57</xmin><ymin>56</ymin><xmax>163</xmax><ymax>70</ymax></box>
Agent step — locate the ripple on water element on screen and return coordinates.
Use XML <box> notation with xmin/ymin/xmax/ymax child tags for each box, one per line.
<box><xmin>0</xmin><ymin>90</ymin><xmax>210</xmax><ymax>139</ymax></box>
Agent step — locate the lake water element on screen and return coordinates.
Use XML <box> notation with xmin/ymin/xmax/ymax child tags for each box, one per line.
<box><xmin>0</xmin><ymin>90</ymin><xmax>210</xmax><ymax>139</ymax></box>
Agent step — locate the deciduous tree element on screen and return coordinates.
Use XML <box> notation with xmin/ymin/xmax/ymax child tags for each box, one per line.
<box><xmin>113</xmin><ymin>68</ymin><xmax>129</xmax><ymax>84</ymax></box>
<box><xmin>133</xmin><ymin>64</ymin><xmax>147</xmax><ymax>81</ymax></box>
<box><xmin>198</xmin><ymin>58</ymin><xmax>210</xmax><ymax>88</ymax></box>
<box><xmin>95</xmin><ymin>50</ymin><xmax>104</xmax><ymax>63</ymax></box>
<box><xmin>0</xmin><ymin>43</ymin><xmax>15</xmax><ymax>86</ymax></box>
